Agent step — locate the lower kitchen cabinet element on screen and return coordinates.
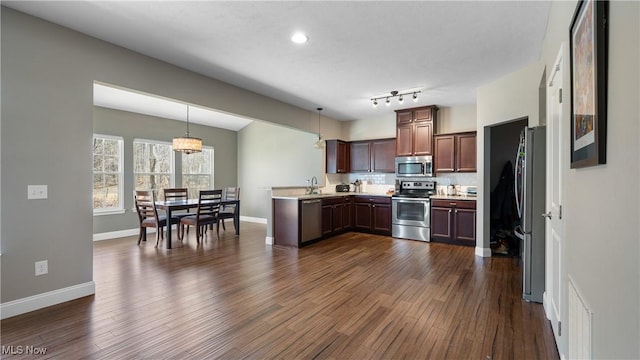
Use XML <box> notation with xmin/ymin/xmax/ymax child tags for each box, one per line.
<box><xmin>353</xmin><ymin>196</ymin><xmax>391</xmax><ymax>235</ymax></box>
<box><xmin>431</xmin><ymin>199</ymin><xmax>476</xmax><ymax>246</ymax></box>
<box><xmin>322</xmin><ymin>196</ymin><xmax>352</xmax><ymax>236</ymax></box>
<box><xmin>273</xmin><ymin>195</ymin><xmax>390</xmax><ymax>248</ymax></box>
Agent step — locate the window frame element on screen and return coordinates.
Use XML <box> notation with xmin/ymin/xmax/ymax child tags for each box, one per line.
<box><xmin>93</xmin><ymin>134</ymin><xmax>125</xmax><ymax>215</ymax></box>
<box><xmin>181</xmin><ymin>146</ymin><xmax>214</xmax><ymax>198</ymax></box>
<box><xmin>133</xmin><ymin>138</ymin><xmax>175</xmax><ymax>199</ymax></box>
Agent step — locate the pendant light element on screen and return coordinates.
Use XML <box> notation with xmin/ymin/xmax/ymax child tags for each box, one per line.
<box><xmin>172</xmin><ymin>105</ymin><xmax>202</xmax><ymax>154</ymax></box>
<box><xmin>314</xmin><ymin>107</ymin><xmax>325</xmax><ymax>149</ymax></box>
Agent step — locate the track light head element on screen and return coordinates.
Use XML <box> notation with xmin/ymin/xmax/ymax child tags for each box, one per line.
<box><xmin>385</xmin><ymin>97</ymin><xmax>391</xmax><ymax>106</ymax></box>
<box><xmin>412</xmin><ymin>92</ymin><xmax>418</xmax><ymax>102</ymax></box>
<box><xmin>398</xmin><ymin>95</ymin><xmax>404</xmax><ymax>104</ymax></box>
<box><xmin>372</xmin><ymin>99</ymin><xmax>378</xmax><ymax>107</ymax></box>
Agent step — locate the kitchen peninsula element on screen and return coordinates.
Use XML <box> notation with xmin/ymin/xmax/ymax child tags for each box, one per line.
<box><xmin>272</xmin><ymin>192</ymin><xmax>392</xmax><ymax>247</ymax></box>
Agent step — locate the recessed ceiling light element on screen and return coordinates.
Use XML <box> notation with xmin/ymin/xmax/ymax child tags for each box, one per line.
<box><xmin>291</xmin><ymin>32</ymin><xmax>309</xmax><ymax>44</ymax></box>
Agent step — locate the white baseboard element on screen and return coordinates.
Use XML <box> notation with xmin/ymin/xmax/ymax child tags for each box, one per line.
<box><xmin>265</xmin><ymin>236</ymin><xmax>274</xmax><ymax>245</ymax></box>
<box><xmin>0</xmin><ymin>281</ymin><xmax>95</xmax><ymax>320</ymax></box>
<box><xmin>240</xmin><ymin>216</ymin><xmax>267</xmax><ymax>224</ymax></box>
<box><xmin>475</xmin><ymin>246</ymin><xmax>492</xmax><ymax>257</ymax></box>
<box><xmin>93</xmin><ymin>228</ymin><xmax>141</xmax><ymax>241</ymax></box>
<box><xmin>95</xmin><ymin>218</ymin><xmax>266</xmax><ymax>242</ymax></box>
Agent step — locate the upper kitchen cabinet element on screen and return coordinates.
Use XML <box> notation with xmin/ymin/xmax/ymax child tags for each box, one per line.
<box><xmin>395</xmin><ymin>105</ymin><xmax>438</xmax><ymax>156</ymax></box>
<box><xmin>434</xmin><ymin>131</ymin><xmax>477</xmax><ymax>173</ymax></box>
<box><xmin>326</xmin><ymin>139</ymin><xmax>350</xmax><ymax>173</ymax></box>
<box><xmin>350</xmin><ymin>138</ymin><xmax>396</xmax><ymax>173</ymax></box>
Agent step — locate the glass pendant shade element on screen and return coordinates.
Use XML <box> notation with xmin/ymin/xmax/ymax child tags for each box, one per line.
<box><xmin>314</xmin><ymin>107</ymin><xmax>325</xmax><ymax>149</ymax></box>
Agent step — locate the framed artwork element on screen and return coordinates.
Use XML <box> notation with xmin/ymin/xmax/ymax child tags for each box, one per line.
<box><xmin>569</xmin><ymin>0</ymin><xmax>608</xmax><ymax>168</ymax></box>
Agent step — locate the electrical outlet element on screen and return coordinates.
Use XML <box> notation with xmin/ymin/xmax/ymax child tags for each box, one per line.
<box><xmin>35</xmin><ymin>260</ymin><xmax>48</xmax><ymax>276</ymax></box>
<box><xmin>28</xmin><ymin>185</ymin><xmax>48</xmax><ymax>200</ymax></box>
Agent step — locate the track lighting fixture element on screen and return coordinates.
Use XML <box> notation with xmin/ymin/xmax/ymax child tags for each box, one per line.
<box><xmin>371</xmin><ymin>90</ymin><xmax>421</xmax><ymax>108</ymax></box>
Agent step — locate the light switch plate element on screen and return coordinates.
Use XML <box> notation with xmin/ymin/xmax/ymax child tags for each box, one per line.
<box><xmin>28</xmin><ymin>185</ymin><xmax>48</xmax><ymax>200</ymax></box>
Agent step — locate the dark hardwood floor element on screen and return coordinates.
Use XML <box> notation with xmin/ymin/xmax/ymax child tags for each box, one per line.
<box><xmin>1</xmin><ymin>222</ymin><xmax>558</xmax><ymax>359</ymax></box>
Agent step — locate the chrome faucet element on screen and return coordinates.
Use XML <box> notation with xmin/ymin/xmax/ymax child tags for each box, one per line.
<box><xmin>310</xmin><ymin>176</ymin><xmax>318</xmax><ymax>194</ymax></box>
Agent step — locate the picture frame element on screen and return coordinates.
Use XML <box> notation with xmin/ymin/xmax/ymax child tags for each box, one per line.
<box><xmin>569</xmin><ymin>0</ymin><xmax>608</xmax><ymax>168</ymax></box>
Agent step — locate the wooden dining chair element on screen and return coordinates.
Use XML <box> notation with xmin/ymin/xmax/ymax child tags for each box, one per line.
<box><xmin>218</xmin><ymin>187</ymin><xmax>240</xmax><ymax>232</ymax></box>
<box><xmin>179</xmin><ymin>189</ymin><xmax>222</xmax><ymax>243</ymax></box>
<box><xmin>163</xmin><ymin>188</ymin><xmax>195</xmax><ymax>216</ymax></box>
<box><xmin>134</xmin><ymin>190</ymin><xmax>181</xmax><ymax>247</ymax></box>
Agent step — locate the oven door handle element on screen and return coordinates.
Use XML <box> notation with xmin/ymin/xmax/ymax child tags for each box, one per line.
<box><xmin>394</xmin><ymin>198</ymin><xmax>431</xmax><ymax>203</ymax></box>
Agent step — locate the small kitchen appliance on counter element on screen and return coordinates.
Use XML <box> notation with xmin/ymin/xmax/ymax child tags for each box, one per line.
<box><xmin>335</xmin><ymin>184</ymin><xmax>351</xmax><ymax>192</ymax></box>
<box><xmin>391</xmin><ymin>180</ymin><xmax>436</xmax><ymax>241</ymax></box>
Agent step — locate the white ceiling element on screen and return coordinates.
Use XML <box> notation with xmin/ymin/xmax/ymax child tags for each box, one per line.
<box><xmin>5</xmin><ymin>1</ymin><xmax>551</xmax><ymax>124</ymax></box>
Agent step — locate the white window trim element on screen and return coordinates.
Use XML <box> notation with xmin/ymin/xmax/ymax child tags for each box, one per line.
<box><xmin>181</xmin><ymin>145</ymin><xmax>215</xmax><ymax>189</ymax></box>
<box><xmin>93</xmin><ymin>134</ymin><xmax>125</xmax><ymax>215</ymax></box>
<box><xmin>133</xmin><ymin>138</ymin><xmax>176</xmax><ymax>188</ymax></box>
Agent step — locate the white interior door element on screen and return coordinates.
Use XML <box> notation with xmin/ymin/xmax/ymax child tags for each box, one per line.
<box><xmin>545</xmin><ymin>45</ymin><xmax>566</xmax><ymax>358</ymax></box>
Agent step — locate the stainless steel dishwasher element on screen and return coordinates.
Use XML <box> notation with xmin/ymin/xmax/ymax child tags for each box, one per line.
<box><xmin>301</xmin><ymin>199</ymin><xmax>322</xmax><ymax>243</ymax></box>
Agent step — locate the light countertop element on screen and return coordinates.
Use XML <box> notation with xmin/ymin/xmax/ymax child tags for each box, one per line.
<box><xmin>272</xmin><ymin>192</ymin><xmax>393</xmax><ymax>200</ymax></box>
<box><xmin>430</xmin><ymin>194</ymin><xmax>477</xmax><ymax>201</ymax></box>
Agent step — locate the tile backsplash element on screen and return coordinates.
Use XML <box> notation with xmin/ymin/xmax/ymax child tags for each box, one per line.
<box><xmin>325</xmin><ymin>172</ymin><xmax>478</xmax><ymax>195</ymax></box>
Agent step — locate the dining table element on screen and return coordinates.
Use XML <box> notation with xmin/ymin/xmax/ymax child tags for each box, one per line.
<box><xmin>155</xmin><ymin>198</ymin><xmax>240</xmax><ymax>249</ymax></box>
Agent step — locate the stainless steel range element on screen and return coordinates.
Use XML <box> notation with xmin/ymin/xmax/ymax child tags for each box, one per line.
<box><xmin>392</xmin><ymin>180</ymin><xmax>436</xmax><ymax>242</ymax></box>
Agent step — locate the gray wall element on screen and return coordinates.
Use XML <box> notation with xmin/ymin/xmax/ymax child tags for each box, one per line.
<box><xmin>238</xmin><ymin>121</ymin><xmax>322</xmax><ymax>219</ymax></box>
<box><xmin>93</xmin><ymin>107</ymin><xmax>237</xmax><ymax>234</ymax></box>
<box><xmin>0</xmin><ymin>7</ymin><xmax>338</xmax><ymax>305</ymax></box>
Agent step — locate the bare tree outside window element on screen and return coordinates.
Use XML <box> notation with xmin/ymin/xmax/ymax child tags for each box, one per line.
<box><xmin>93</xmin><ymin>135</ymin><xmax>123</xmax><ymax>212</ymax></box>
<box><xmin>134</xmin><ymin>140</ymin><xmax>173</xmax><ymax>200</ymax></box>
<box><xmin>182</xmin><ymin>147</ymin><xmax>214</xmax><ymax>198</ymax></box>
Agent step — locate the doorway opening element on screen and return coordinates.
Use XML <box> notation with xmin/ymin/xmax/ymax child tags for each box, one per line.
<box><xmin>488</xmin><ymin>118</ymin><xmax>528</xmax><ymax>257</ymax></box>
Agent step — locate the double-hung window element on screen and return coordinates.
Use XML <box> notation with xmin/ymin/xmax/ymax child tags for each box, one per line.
<box><xmin>93</xmin><ymin>135</ymin><xmax>124</xmax><ymax>214</ymax></box>
<box><xmin>133</xmin><ymin>139</ymin><xmax>174</xmax><ymax>199</ymax></box>
<box><xmin>182</xmin><ymin>147</ymin><xmax>214</xmax><ymax>199</ymax></box>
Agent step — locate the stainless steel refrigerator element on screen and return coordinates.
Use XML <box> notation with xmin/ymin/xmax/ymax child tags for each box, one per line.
<box><xmin>514</xmin><ymin>126</ymin><xmax>546</xmax><ymax>303</ymax></box>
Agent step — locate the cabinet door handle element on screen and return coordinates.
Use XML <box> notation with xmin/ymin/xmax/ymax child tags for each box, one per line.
<box><xmin>449</xmin><ymin>209</ymin><xmax>452</xmax><ymax>213</ymax></box>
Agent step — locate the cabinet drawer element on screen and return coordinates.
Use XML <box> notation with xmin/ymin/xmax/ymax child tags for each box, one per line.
<box><xmin>322</xmin><ymin>196</ymin><xmax>349</xmax><ymax>206</ymax></box>
<box><xmin>354</xmin><ymin>196</ymin><xmax>390</xmax><ymax>204</ymax></box>
<box><xmin>431</xmin><ymin>199</ymin><xmax>476</xmax><ymax>209</ymax></box>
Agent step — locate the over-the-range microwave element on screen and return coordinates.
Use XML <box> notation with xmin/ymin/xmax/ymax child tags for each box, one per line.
<box><xmin>395</xmin><ymin>155</ymin><xmax>433</xmax><ymax>177</ymax></box>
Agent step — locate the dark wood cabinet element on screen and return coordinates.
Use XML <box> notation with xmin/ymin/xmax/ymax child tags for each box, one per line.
<box><xmin>350</xmin><ymin>141</ymin><xmax>371</xmax><ymax>173</ymax></box>
<box><xmin>322</xmin><ymin>196</ymin><xmax>353</xmax><ymax>237</ymax></box>
<box><xmin>456</xmin><ymin>133</ymin><xmax>477</xmax><ymax>172</ymax></box>
<box><xmin>431</xmin><ymin>199</ymin><xmax>476</xmax><ymax>246</ymax></box>
<box><xmin>274</xmin><ymin>195</ymin><xmax>393</xmax><ymax>247</ymax></box>
<box><xmin>353</xmin><ymin>196</ymin><xmax>391</xmax><ymax>235</ymax></box>
<box><xmin>326</xmin><ymin>139</ymin><xmax>350</xmax><ymax>173</ymax></box>
<box><xmin>434</xmin><ymin>131</ymin><xmax>476</xmax><ymax>173</ymax></box>
<box><xmin>350</xmin><ymin>138</ymin><xmax>396</xmax><ymax>173</ymax></box>
<box><xmin>395</xmin><ymin>105</ymin><xmax>438</xmax><ymax>156</ymax></box>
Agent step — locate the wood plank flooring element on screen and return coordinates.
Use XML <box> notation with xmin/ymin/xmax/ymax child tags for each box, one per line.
<box><xmin>1</xmin><ymin>223</ymin><xmax>559</xmax><ymax>359</ymax></box>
